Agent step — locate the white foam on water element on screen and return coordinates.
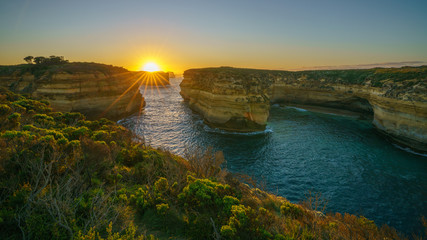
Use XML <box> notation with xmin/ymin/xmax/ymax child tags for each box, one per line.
<box><xmin>201</xmin><ymin>123</ymin><xmax>273</xmax><ymax>135</ymax></box>
<box><xmin>393</xmin><ymin>144</ymin><xmax>427</xmax><ymax>157</ymax></box>
<box><xmin>285</xmin><ymin>106</ymin><xmax>308</xmax><ymax>112</ymax></box>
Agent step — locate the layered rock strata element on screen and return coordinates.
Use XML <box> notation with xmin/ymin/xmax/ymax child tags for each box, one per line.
<box><xmin>0</xmin><ymin>67</ymin><xmax>147</xmax><ymax>120</ymax></box>
<box><xmin>180</xmin><ymin>66</ymin><xmax>427</xmax><ymax>152</ymax></box>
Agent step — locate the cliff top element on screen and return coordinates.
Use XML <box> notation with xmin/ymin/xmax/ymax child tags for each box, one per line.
<box><xmin>184</xmin><ymin>65</ymin><xmax>427</xmax><ymax>88</ymax></box>
<box><xmin>0</xmin><ymin>62</ymin><xmax>129</xmax><ymax>78</ymax></box>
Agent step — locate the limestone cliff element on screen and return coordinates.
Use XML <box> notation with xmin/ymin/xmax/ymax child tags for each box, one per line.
<box><xmin>0</xmin><ymin>63</ymin><xmax>147</xmax><ymax>120</ymax></box>
<box><xmin>180</xmin><ymin>66</ymin><xmax>427</xmax><ymax>152</ymax></box>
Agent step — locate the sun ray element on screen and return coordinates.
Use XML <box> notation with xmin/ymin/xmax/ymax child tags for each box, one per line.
<box><xmin>100</xmin><ymin>65</ymin><xmax>172</xmax><ymax>119</ymax></box>
<box><xmin>126</xmin><ymin>72</ymin><xmax>146</xmax><ymax>111</ymax></box>
<box><xmin>141</xmin><ymin>73</ymin><xmax>151</xmax><ymax>97</ymax></box>
<box><xmin>99</xmin><ymin>72</ymin><xmax>144</xmax><ymax>118</ymax></box>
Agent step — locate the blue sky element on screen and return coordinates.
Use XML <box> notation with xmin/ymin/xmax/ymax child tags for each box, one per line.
<box><xmin>1</xmin><ymin>0</ymin><xmax>426</xmax><ymax>72</ymax></box>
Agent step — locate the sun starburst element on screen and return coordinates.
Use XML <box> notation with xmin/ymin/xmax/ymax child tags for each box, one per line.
<box><xmin>142</xmin><ymin>62</ymin><xmax>160</xmax><ymax>72</ymax></box>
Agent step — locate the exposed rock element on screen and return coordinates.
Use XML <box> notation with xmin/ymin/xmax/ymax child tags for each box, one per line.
<box><xmin>0</xmin><ymin>63</ymin><xmax>149</xmax><ymax>120</ymax></box>
<box><xmin>167</xmin><ymin>71</ymin><xmax>175</xmax><ymax>78</ymax></box>
<box><xmin>180</xmin><ymin>66</ymin><xmax>427</xmax><ymax>152</ymax></box>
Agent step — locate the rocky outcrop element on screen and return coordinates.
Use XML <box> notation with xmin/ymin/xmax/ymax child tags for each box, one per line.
<box><xmin>180</xmin><ymin>66</ymin><xmax>427</xmax><ymax>152</ymax></box>
<box><xmin>0</xmin><ymin>64</ymin><xmax>149</xmax><ymax>120</ymax></box>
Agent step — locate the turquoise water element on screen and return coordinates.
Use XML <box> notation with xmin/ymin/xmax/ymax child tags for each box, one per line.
<box><xmin>119</xmin><ymin>78</ymin><xmax>427</xmax><ymax>235</ymax></box>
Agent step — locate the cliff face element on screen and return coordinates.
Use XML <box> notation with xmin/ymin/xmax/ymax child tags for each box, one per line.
<box><xmin>0</xmin><ymin>64</ymin><xmax>146</xmax><ymax>120</ymax></box>
<box><xmin>180</xmin><ymin>67</ymin><xmax>427</xmax><ymax>152</ymax></box>
<box><xmin>180</xmin><ymin>70</ymin><xmax>272</xmax><ymax>131</ymax></box>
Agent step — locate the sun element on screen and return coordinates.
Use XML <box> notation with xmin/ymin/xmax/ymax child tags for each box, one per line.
<box><xmin>142</xmin><ymin>62</ymin><xmax>160</xmax><ymax>72</ymax></box>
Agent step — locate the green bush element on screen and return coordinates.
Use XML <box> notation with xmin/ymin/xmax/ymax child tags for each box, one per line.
<box><xmin>134</xmin><ymin>187</ymin><xmax>152</xmax><ymax>212</ymax></box>
<box><xmin>12</xmin><ymin>98</ymin><xmax>50</xmax><ymax>113</ymax></box>
<box><xmin>91</xmin><ymin>130</ymin><xmax>109</xmax><ymax>141</ymax></box>
<box><xmin>7</xmin><ymin>112</ymin><xmax>21</xmax><ymax>121</ymax></box>
<box><xmin>75</xmin><ymin>222</ymin><xmax>157</xmax><ymax>240</ymax></box>
<box><xmin>0</xmin><ymin>104</ymin><xmax>11</xmax><ymax>115</ymax></box>
<box><xmin>70</xmin><ymin>126</ymin><xmax>91</xmax><ymax>140</ymax></box>
<box><xmin>280</xmin><ymin>201</ymin><xmax>303</xmax><ymax>218</ymax></box>
<box><xmin>178</xmin><ymin>175</ymin><xmax>234</xmax><ymax>212</ymax></box>
<box><xmin>156</xmin><ymin>203</ymin><xmax>169</xmax><ymax>215</ymax></box>
<box><xmin>220</xmin><ymin>204</ymin><xmax>259</xmax><ymax>239</ymax></box>
<box><xmin>33</xmin><ymin>113</ymin><xmax>55</xmax><ymax>127</ymax></box>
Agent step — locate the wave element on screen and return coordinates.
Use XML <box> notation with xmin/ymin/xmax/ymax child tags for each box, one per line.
<box><xmin>392</xmin><ymin>144</ymin><xmax>427</xmax><ymax>157</ymax></box>
<box><xmin>284</xmin><ymin>106</ymin><xmax>308</xmax><ymax>112</ymax></box>
<box><xmin>198</xmin><ymin>120</ymin><xmax>273</xmax><ymax>135</ymax></box>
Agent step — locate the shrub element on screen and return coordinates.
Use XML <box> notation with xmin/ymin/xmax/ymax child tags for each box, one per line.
<box><xmin>70</xmin><ymin>126</ymin><xmax>91</xmax><ymax>140</ymax></box>
<box><xmin>33</xmin><ymin>113</ymin><xmax>55</xmax><ymax>127</ymax></box>
<box><xmin>178</xmin><ymin>175</ymin><xmax>234</xmax><ymax>212</ymax></box>
<box><xmin>220</xmin><ymin>225</ymin><xmax>235</xmax><ymax>238</ymax></box>
<box><xmin>0</xmin><ymin>104</ymin><xmax>11</xmax><ymax>115</ymax></box>
<box><xmin>75</xmin><ymin>222</ymin><xmax>156</xmax><ymax>240</ymax></box>
<box><xmin>220</xmin><ymin>204</ymin><xmax>261</xmax><ymax>239</ymax></box>
<box><xmin>91</xmin><ymin>130</ymin><xmax>109</xmax><ymax>141</ymax></box>
<box><xmin>156</xmin><ymin>203</ymin><xmax>169</xmax><ymax>215</ymax></box>
<box><xmin>134</xmin><ymin>187</ymin><xmax>151</xmax><ymax>212</ymax></box>
<box><xmin>154</xmin><ymin>177</ymin><xmax>169</xmax><ymax>194</ymax></box>
<box><xmin>280</xmin><ymin>201</ymin><xmax>303</xmax><ymax>218</ymax></box>
<box><xmin>12</xmin><ymin>98</ymin><xmax>50</xmax><ymax>113</ymax></box>
<box><xmin>62</xmin><ymin>112</ymin><xmax>85</xmax><ymax>125</ymax></box>
<box><xmin>118</xmin><ymin>145</ymin><xmax>145</xmax><ymax>167</ymax></box>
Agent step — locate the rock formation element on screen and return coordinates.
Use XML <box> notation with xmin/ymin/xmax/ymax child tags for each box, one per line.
<box><xmin>180</xmin><ymin>66</ymin><xmax>427</xmax><ymax>152</ymax></box>
<box><xmin>0</xmin><ymin>63</ymin><xmax>148</xmax><ymax>120</ymax></box>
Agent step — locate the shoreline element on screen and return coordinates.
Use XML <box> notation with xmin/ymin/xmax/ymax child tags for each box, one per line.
<box><xmin>279</xmin><ymin>103</ymin><xmax>371</xmax><ymax>119</ymax></box>
<box><xmin>279</xmin><ymin>103</ymin><xmax>427</xmax><ymax>156</ymax></box>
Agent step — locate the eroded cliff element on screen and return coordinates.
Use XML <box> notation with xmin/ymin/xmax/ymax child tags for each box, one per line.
<box><xmin>180</xmin><ymin>66</ymin><xmax>427</xmax><ymax>152</ymax></box>
<box><xmin>0</xmin><ymin>63</ymin><xmax>146</xmax><ymax>120</ymax></box>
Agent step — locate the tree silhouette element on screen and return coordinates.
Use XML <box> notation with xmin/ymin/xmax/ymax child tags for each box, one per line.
<box><xmin>31</xmin><ymin>56</ymin><xmax>68</xmax><ymax>65</ymax></box>
<box><xmin>24</xmin><ymin>56</ymin><xmax>34</xmax><ymax>64</ymax></box>
<box><xmin>33</xmin><ymin>56</ymin><xmax>47</xmax><ymax>64</ymax></box>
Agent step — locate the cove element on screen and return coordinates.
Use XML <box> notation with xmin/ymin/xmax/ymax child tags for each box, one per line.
<box><xmin>119</xmin><ymin>78</ymin><xmax>427</xmax><ymax>235</ymax></box>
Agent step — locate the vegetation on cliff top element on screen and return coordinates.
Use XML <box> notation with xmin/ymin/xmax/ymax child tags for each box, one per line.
<box><xmin>184</xmin><ymin>66</ymin><xmax>427</xmax><ymax>88</ymax></box>
<box><xmin>0</xmin><ymin>89</ymin><xmax>424</xmax><ymax>239</ymax></box>
<box><xmin>0</xmin><ymin>56</ymin><xmax>129</xmax><ymax>78</ymax></box>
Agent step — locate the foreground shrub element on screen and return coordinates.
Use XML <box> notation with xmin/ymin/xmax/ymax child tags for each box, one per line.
<box><xmin>75</xmin><ymin>222</ymin><xmax>157</xmax><ymax>240</ymax></box>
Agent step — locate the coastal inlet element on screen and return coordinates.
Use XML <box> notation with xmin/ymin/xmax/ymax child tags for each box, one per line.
<box><xmin>120</xmin><ymin>78</ymin><xmax>427</xmax><ymax>235</ymax></box>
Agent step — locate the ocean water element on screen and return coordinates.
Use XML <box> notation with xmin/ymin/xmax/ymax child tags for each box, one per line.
<box><xmin>119</xmin><ymin>78</ymin><xmax>427</xmax><ymax>235</ymax></box>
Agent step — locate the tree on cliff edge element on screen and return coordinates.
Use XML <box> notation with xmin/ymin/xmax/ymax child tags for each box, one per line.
<box><xmin>31</xmin><ymin>56</ymin><xmax>68</xmax><ymax>65</ymax></box>
<box><xmin>24</xmin><ymin>56</ymin><xmax>34</xmax><ymax>64</ymax></box>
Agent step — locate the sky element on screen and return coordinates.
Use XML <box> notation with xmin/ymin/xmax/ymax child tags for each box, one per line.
<box><xmin>0</xmin><ymin>0</ymin><xmax>426</xmax><ymax>73</ymax></box>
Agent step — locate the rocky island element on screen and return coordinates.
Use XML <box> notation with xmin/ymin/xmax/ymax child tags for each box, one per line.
<box><xmin>0</xmin><ymin>58</ymin><xmax>151</xmax><ymax>120</ymax></box>
<box><xmin>180</xmin><ymin>66</ymin><xmax>427</xmax><ymax>153</ymax></box>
